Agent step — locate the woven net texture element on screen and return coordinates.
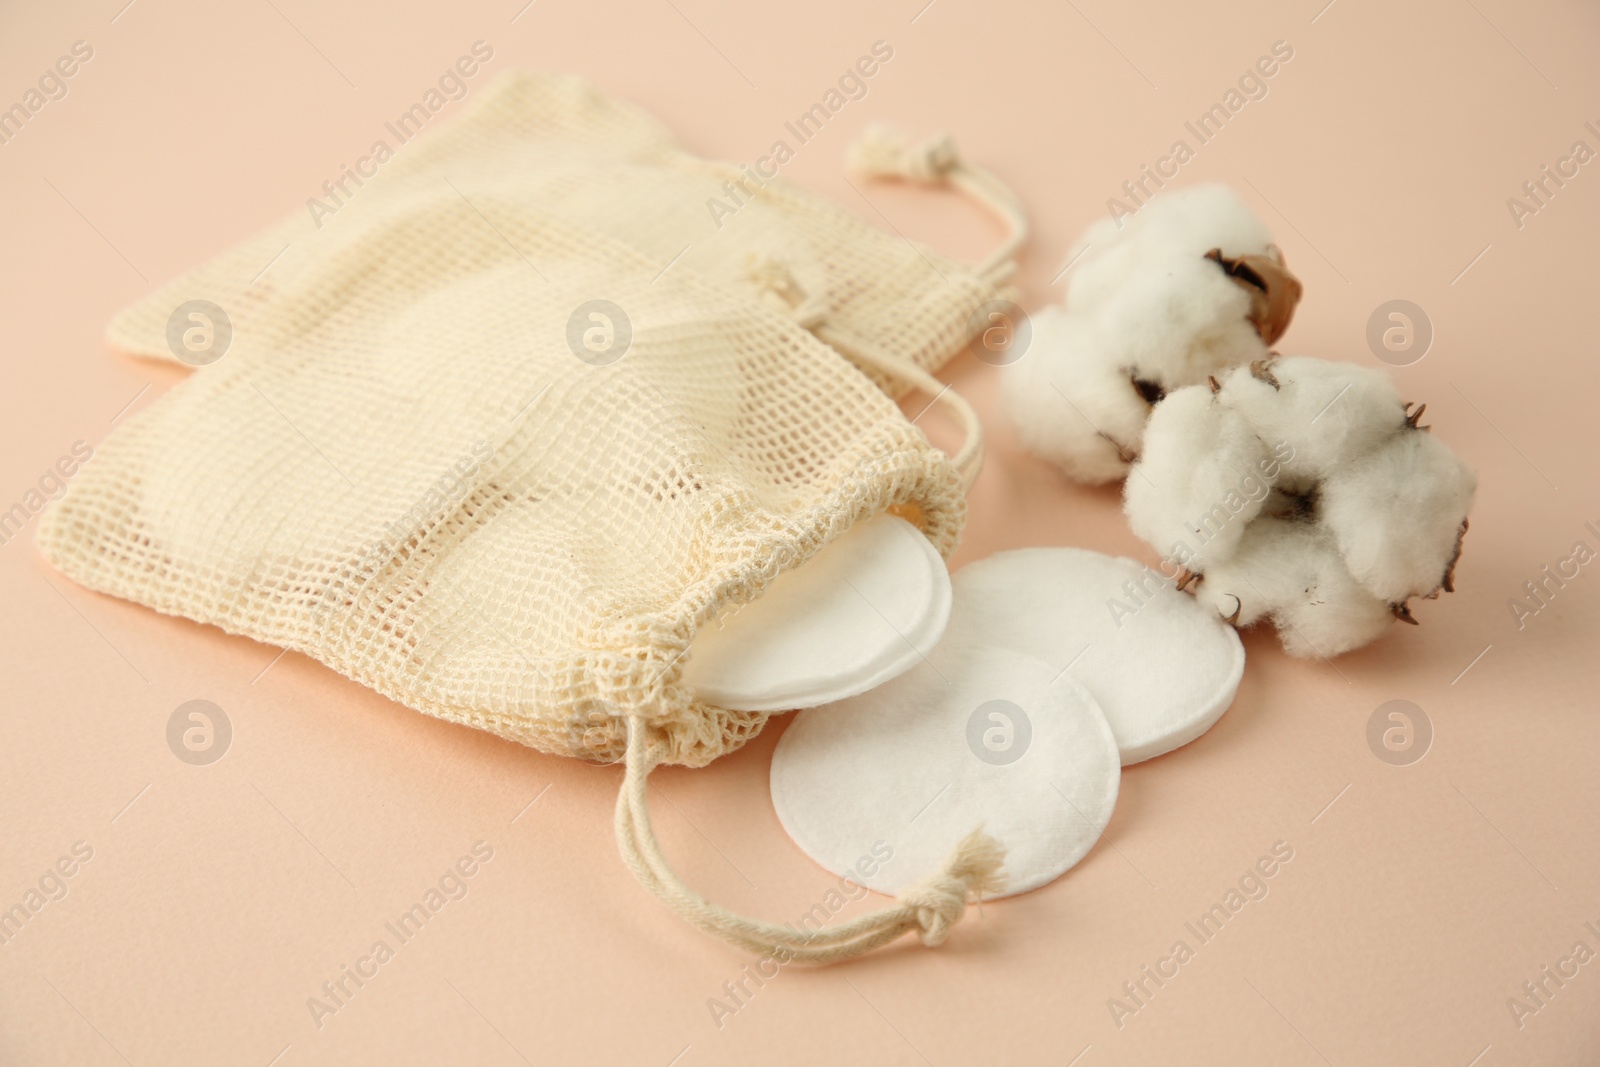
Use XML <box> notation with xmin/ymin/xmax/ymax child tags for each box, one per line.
<box><xmin>104</xmin><ymin>70</ymin><xmax>1010</xmax><ymax>398</ymax></box>
<box><xmin>39</xmin><ymin>124</ymin><xmax>971</xmax><ymax>766</ymax></box>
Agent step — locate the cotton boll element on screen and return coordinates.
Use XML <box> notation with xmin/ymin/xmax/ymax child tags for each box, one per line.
<box><xmin>1007</xmin><ymin>185</ymin><xmax>1303</xmax><ymax>485</ymax></box>
<box><xmin>1070</xmin><ymin>185</ymin><xmax>1300</xmax><ymax>349</ymax></box>
<box><xmin>1196</xmin><ymin>516</ymin><xmax>1318</xmax><ymax>626</ymax></box>
<box><xmin>1087</xmin><ymin>254</ymin><xmax>1268</xmax><ymax>389</ymax></box>
<box><xmin>1125</xmin><ymin>385</ymin><xmax>1270</xmax><ymax>570</ymax></box>
<box><xmin>1321</xmin><ymin>429</ymin><xmax>1477</xmax><ymax>603</ymax></box>
<box><xmin>1060</xmin><ymin>221</ymin><xmax>1143</xmax><ymax>317</ymax></box>
<box><xmin>1060</xmin><ymin>216</ymin><xmax>1128</xmax><ymax>309</ymax></box>
<box><xmin>1129</xmin><ymin>184</ymin><xmax>1277</xmax><ymax>261</ymax></box>
<box><xmin>1001</xmin><ymin>307</ymin><xmax>1148</xmax><ymax>484</ymax></box>
<box><xmin>1065</xmin><ymin>185</ymin><xmax>1276</xmax><ymax>316</ymax></box>
<box><xmin>1198</xmin><ymin>518</ymin><xmax>1393</xmax><ymax>658</ymax></box>
<box><xmin>1129</xmin><ymin>353</ymin><xmax>1478</xmax><ymax>657</ymax></box>
<box><xmin>1218</xmin><ymin>356</ymin><xmax>1407</xmax><ymax>483</ymax></box>
<box><xmin>1272</xmin><ymin>547</ymin><xmax>1396</xmax><ymax>658</ymax></box>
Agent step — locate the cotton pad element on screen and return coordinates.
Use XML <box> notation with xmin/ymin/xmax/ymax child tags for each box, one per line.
<box><xmin>946</xmin><ymin>548</ymin><xmax>1245</xmax><ymax>765</ymax></box>
<box><xmin>681</xmin><ymin>514</ymin><xmax>952</xmax><ymax>713</ymax></box>
<box><xmin>771</xmin><ymin>645</ymin><xmax>1119</xmax><ymax>898</ymax></box>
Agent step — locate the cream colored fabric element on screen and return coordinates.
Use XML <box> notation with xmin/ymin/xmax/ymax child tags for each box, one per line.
<box><xmin>618</xmin><ymin>716</ymin><xmax>1006</xmax><ymax>963</ymax></box>
<box><xmin>40</xmin><ymin>72</ymin><xmax>1025</xmax><ymax>961</ymax></box>
<box><xmin>39</xmin><ymin>198</ymin><xmax>965</xmax><ymax>767</ymax></box>
<box><xmin>105</xmin><ymin>72</ymin><xmax>1018</xmax><ymax>405</ymax></box>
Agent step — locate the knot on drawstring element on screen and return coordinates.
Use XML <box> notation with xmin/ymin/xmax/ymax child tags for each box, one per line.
<box><xmin>895</xmin><ymin>828</ymin><xmax>1007</xmax><ymax>946</ymax></box>
<box><xmin>746</xmin><ymin>253</ymin><xmax>830</xmax><ymax>328</ymax></box>
<box><xmin>847</xmin><ymin>125</ymin><xmax>961</xmax><ymax>183</ymax></box>
<box><xmin>618</xmin><ymin>716</ymin><xmax>1008</xmax><ymax>963</ymax></box>
<box><xmin>843</xmin><ymin>123</ymin><xmax>1027</xmax><ymax>284</ymax></box>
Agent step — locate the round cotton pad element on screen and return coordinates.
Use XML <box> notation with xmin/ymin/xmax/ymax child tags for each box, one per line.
<box><xmin>772</xmin><ymin>645</ymin><xmax>1119</xmax><ymax>898</ymax></box>
<box><xmin>681</xmin><ymin>514</ymin><xmax>952</xmax><ymax>713</ymax></box>
<box><xmin>948</xmin><ymin>548</ymin><xmax>1244</xmax><ymax>765</ymax></box>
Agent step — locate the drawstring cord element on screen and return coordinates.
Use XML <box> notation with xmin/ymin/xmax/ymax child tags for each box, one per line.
<box><xmin>615</xmin><ymin>132</ymin><xmax>1028</xmax><ymax>960</ymax></box>
<box><xmin>615</xmin><ymin>128</ymin><xmax>1031</xmax><ymax>957</ymax></box>
<box><xmin>844</xmin><ymin>125</ymin><xmax>1030</xmax><ymax>285</ymax></box>
<box><xmin>816</xmin><ymin>324</ymin><xmax>985</xmax><ymax>492</ymax></box>
<box><xmin>614</xmin><ymin>716</ymin><xmax>1007</xmax><ymax>964</ymax></box>
<box><xmin>745</xmin><ymin>127</ymin><xmax>1031</xmax><ymax>491</ymax></box>
<box><xmin>746</xmin><ymin>254</ymin><xmax>986</xmax><ymax>492</ymax></box>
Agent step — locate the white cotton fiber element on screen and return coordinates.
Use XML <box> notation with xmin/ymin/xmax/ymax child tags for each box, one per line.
<box><xmin>1125</xmin><ymin>354</ymin><xmax>1477</xmax><ymax>657</ymax></box>
<box><xmin>1133</xmin><ymin>183</ymin><xmax>1280</xmax><ymax>255</ymax></box>
<box><xmin>1065</xmin><ymin>185</ymin><xmax>1276</xmax><ymax>313</ymax></box>
<box><xmin>1006</xmin><ymin>184</ymin><xmax>1301</xmax><ymax>484</ymax></box>
<box><xmin>681</xmin><ymin>514</ymin><xmax>951</xmax><ymax>711</ymax></box>
<box><xmin>1001</xmin><ymin>306</ymin><xmax>1147</xmax><ymax>484</ymax></box>
<box><xmin>946</xmin><ymin>548</ymin><xmax>1244</xmax><ymax>765</ymax></box>
<box><xmin>1320</xmin><ymin>430</ymin><xmax>1476</xmax><ymax>603</ymax></box>
<box><xmin>771</xmin><ymin>645</ymin><xmax>1121</xmax><ymax>898</ymax></box>
<box><xmin>1125</xmin><ymin>385</ymin><xmax>1270</xmax><ymax>571</ymax></box>
<box><xmin>1198</xmin><ymin>518</ymin><xmax>1394</xmax><ymax>658</ymax></box>
<box><xmin>1217</xmin><ymin>356</ymin><xmax>1406</xmax><ymax>483</ymax></box>
<box><xmin>1085</xmin><ymin>253</ymin><xmax>1266</xmax><ymax>387</ymax></box>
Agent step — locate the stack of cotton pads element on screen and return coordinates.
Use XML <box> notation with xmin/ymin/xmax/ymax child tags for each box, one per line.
<box><xmin>680</xmin><ymin>514</ymin><xmax>952</xmax><ymax>712</ymax></box>
<box><xmin>685</xmin><ymin>529</ymin><xmax>1244</xmax><ymax>899</ymax></box>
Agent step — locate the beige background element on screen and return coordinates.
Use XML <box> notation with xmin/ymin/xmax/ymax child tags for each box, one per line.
<box><xmin>2</xmin><ymin>0</ymin><xmax>1597</xmax><ymax>1063</ymax></box>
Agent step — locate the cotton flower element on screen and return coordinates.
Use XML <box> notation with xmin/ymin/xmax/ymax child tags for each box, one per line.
<box><xmin>1001</xmin><ymin>307</ymin><xmax>1149</xmax><ymax>483</ymax></box>
<box><xmin>1195</xmin><ymin>517</ymin><xmax>1395</xmax><ymax>658</ymax></box>
<box><xmin>1213</xmin><ymin>356</ymin><xmax>1405</xmax><ymax>483</ymax></box>
<box><xmin>1319</xmin><ymin>428</ymin><xmax>1477</xmax><ymax>605</ymax></box>
<box><xmin>1002</xmin><ymin>184</ymin><xmax>1302</xmax><ymax>483</ymax></box>
<box><xmin>1126</xmin><ymin>356</ymin><xmax>1475</xmax><ymax>657</ymax></box>
<box><xmin>1122</xmin><ymin>385</ymin><xmax>1270</xmax><ymax>572</ymax></box>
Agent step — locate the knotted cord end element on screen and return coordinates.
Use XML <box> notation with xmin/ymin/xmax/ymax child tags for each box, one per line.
<box><xmin>846</xmin><ymin>124</ymin><xmax>961</xmax><ymax>184</ymax></box>
<box><xmin>896</xmin><ymin>827</ymin><xmax>1008</xmax><ymax>946</ymax></box>
<box><xmin>745</xmin><ymin>252</ymin><xmax>830</xmax><ymax>328</ymax></box>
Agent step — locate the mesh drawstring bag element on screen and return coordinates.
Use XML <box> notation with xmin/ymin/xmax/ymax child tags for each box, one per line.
<box><xmin>38</xmin><ymin>73</ymin><xmax>1031</xmax><ymax>962</ymax></box>
<box><xmin>104</xmin><ymin>71</ymin><xmax>1025</xmax><ymax>488</ymax></box>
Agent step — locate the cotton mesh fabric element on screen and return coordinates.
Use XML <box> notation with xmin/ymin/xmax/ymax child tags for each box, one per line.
<box><xmin>104</xmin><ymin>70</ymin><xmax>1014</xmax><ymax>399</ymax></box>
<box><xmin>37</xmin><ymin>190</ymin><xmax>966</xmax><ymax>767</ymax></box>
